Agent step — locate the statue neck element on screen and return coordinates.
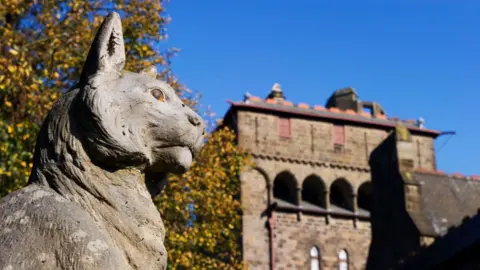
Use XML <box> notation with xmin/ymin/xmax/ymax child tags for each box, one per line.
<box><xmin>27</xmin><ymin>89</ymin><xmax>166</xmax><ymax>266</ymax></box>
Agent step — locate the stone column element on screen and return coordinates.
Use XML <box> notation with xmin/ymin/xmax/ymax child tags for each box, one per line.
<box><xmin>297</xmin><ymin>186</ymin><xmax>302</xmax><ymax>221</ymax></box>
<box><xmin>352</xmin><ymin>193</ymin><xmax>358</xmax><ymax>228</ymax></box>
<box><xmin>325</xmin><ymin>189</ymin><xmax>330</xmax><ymax>225</ymax></box>
<box><xmin>266</xmin><ymin>182</ymin><xmax>272</xmax><ymax>206</ymax></box>
<box><xmin>268</xmin><ymin>214</ymin><xmax>276</xmax><ymax>270</ymax></box>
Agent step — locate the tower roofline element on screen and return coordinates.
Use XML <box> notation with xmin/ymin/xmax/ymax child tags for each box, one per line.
<box><xmin>225</xmin><ymin>100</ymin><xmax>441</xmax><ymax>137</ymax></box>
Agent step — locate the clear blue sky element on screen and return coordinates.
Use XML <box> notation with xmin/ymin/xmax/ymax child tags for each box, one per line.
<box><xmin>164</xmin><ymin>1</ymin><xmax>479</xmax><ymax>175</ymax></box>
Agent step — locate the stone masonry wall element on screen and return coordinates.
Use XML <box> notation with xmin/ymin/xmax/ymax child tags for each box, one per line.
<box><xmin>236</xmin><ymin>111</ymin><xmax>435</xmax><ymax>170</ymax></box>
<box><xmin>274</xmin><ymin>213</ymin><xmax>370</xmax><ymax>270</ymax></box>
<box><xmin>241</xmin><ymin>157</ymin><xmax>373</xmax><ymax>270</ymax></box>
<box><xmin>237</xmin><ymin>110</ymin><xmax>437</xmax><ymax>270</ymax></box>
<box><xmin>240</xmin><ymin>168</ymin><xmax>270</xmax><ymax>269</ymax></box>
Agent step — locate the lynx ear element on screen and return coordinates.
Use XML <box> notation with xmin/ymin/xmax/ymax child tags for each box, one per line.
<box><xmin>80</xmin><ymin>12</ymin><xmax>126</xmax><ymax>84</ymax></box>
<box><xmin>140</xmin><ymin>65</ymin><xmax>158</xmax><ymax>79</ymax></box>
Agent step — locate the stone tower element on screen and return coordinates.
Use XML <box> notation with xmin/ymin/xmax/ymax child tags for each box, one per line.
<box><xmin>221</xmin><ymin>84</ymin><xmax>440</xmax><ymax>270</ymax></box>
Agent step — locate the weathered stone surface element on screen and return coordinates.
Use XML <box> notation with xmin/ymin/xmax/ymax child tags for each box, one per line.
<box><xmin>241</xmin><ymin>160</ymin><xmax>372</xmax><ymax>270</ymax></box>
<box><xmin>0</xmin><ymin>12</ymin><xmax>204</xmax><ymax>270</ymax></box>
<box><xmin>234</xmin><ymin>110</ymin><xmax>435</xmax><ymax>269</ymax></box>
<box><xmin>236</xmin><ymin>111</ymin><xmax>435</xmax><ymax>169</ymax></box>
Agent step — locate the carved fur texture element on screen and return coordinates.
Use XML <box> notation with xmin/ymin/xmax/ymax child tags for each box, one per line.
<box><xmin>0</xmin><ymin>12</ymin><xmax>205</xmax><ymax>270</ymax></box>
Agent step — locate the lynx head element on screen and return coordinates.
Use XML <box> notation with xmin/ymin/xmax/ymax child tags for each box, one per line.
<box><xmin>75</xmin><ymin>12</ymin><xmax>205</xmax><ymax>175</ymax></box>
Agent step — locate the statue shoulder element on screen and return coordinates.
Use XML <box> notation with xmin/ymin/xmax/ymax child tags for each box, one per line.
<box><xmin>0</xmin><ymin>185</ymin><xmax>123</xmax><ymax>270</ymax></box>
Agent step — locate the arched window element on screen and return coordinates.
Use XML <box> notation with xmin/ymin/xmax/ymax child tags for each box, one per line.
<box><xmin>273</xmin><ymin>171</ymin><xmax>298</xmax><ymax>205</ymax></box>
<box><xmin>338</xmin><ymin>249</ymin><xmax>348</xmax><ymax>270</ymax></box>
<box><xmin>330</xmin><ymin>178</ymin><xmax>354</xmax><ymax>212</ymax></box>
<box><xmin>302</xmin><ymin>175</ymin><xmax>326</xmax><ymax>208</ymax></box>
<box><xmin>357</xmin><ymin>182</ymin><xmax>372</xmax><ymax>212</ymax></box>
<box><xmin>310</xmin><ymin>246</ymin><xmax>320</xmax><ymax>270</ymax></box>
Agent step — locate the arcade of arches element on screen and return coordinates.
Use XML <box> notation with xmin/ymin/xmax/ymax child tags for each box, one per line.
<box><xmin>272</xmin><ymin>170</ymin><xmax>372</xmax><ymax>215</ymax></box>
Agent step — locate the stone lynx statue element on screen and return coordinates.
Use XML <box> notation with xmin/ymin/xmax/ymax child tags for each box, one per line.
<box><xmin>0</xmin><ymin>12</ymin><xmax>204</xmax><ymax>270</ymax></box>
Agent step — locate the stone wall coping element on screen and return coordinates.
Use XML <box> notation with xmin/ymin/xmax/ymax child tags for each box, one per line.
<box><xmin>415</xmin><ymin>167</ymin><xmax>480</xmax><ymax>181</ymax></box>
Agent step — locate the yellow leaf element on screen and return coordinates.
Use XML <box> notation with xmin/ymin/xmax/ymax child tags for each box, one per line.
<box><xmin>9</xmin><ymin>49</ymin><xmax>18</xmax><ymax>55</ymax></box>
<box><xmin>5</xmin><ymin>100</ymin><xmax>12</xmax><ymax>108</ymax></box>
<box><xmin>7</xmin><ymin>125</ymin><xmax>13</xmax><ymax>134</ymax></box>
<box><xmin>7</xmin><ymin>65</ymin><xmax>16</xmax><ymax>73</ymax></box>
<box><xmin>20</xmin><ymin>161</ymin><xmax>27</xmax><ymax>167</ymax></box>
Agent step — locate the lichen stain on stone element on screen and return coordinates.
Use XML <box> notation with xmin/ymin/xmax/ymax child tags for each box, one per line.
<box><xmin>70</xmin><ymin>229</ymin><xmax>87</xmax><ymax>243</ymax></box>
<box><xmin>2</xmin><ymin>265</ymin><xmax>13</xmax><ymax>270</ymax></box>
<box><xmin>4</xmin><ymin>216</ymin><xmax>12</xmax><ymax>224</ymax></box>
<box><xmin>8</xmin><ymin>196</ymin><xmax>18</xmax><ymax>205</ymax></box>
<box><xmin>13</xmin><ymin>210</ymin><xmax>25</xmax><ymax>219</ymax></box>
<box><xmin>36</xmin><ymin>252</ymin><xmax>54</xmax><ymax>264</ymax></box>
<box><xmin>87</xmin><ymin>239</ymin><xmax>109</xmax><ymax>255</ymax></box>
<box><xmin>1</xmin><ymin>228</ymin><xmax>12</xmax><ymax>236</ymax></box>
<box><xmin>19</xmin><ymin>216</ymin><xmax>30</xmax><ymax>225</ymax></box>
<box><xmin>54</xmin><ymin>195</ymin><xmax>67</xmax><ymax>203</ymax></box>
<box><xmin>5</xmin><ymin>210</ymin><xmax>26</xmax><ymax>224</ymax></box>
<box><xmin>31</xmin><ymin>190</ymin><xmax>51</xmax><ymax>201</ymax></box>
<box><xmin>396</xmin><ymin>125</ymin><xmax>411</xmax><ymax>141</ymax></box>
<box><xmin>81</xmin><ymin>255</ymin><xmax>94</xmax><ymax>264</ymax></box>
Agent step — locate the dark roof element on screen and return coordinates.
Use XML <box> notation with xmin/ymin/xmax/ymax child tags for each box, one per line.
<box><xmin>227</xmin><ymin>98</ymin><xmax>440</xmax><ymax>137</ymax></box>
<box><xmin>394</xmin><ymin>211</ymin><xmax>480</xmax><ymax>270</ymax></box>
<box><xmin>410</xmin><ymin>171</ymin><xmax>480</xmax><ymax>236</ymax></box>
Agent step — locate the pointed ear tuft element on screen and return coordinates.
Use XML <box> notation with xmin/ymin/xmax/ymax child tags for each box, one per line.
<box><xmin>80</xmin><ymin>12</ymin><xmax>126</xmax><ymax>84</ymax></box>
<box><xmin>140</xmin><ymin>65</ymin><xmax>158</xmax><ymax>79</ymax></box>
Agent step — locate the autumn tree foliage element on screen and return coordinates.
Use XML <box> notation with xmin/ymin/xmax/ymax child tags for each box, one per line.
<box><xmin>0</xmin><ymin>0</ymin><xmax>181</xmax><ymax>195</ymax></box>
<box><xmin>0</xmin><ymin>1</ymin><xmax>248</xmax><ymax>269</ymax></box>
<box><xmin>157</xmin><ymin>127</ymin><xmax>251</xmax><ymax>269</ymax></box>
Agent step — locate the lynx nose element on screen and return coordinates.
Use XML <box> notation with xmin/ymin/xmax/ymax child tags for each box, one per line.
<box><xmin>188</xmin><ymin>114</ymin><xmax>202</xmax><ymax>127</ymax></box>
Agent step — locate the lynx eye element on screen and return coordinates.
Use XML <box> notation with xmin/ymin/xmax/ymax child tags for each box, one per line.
<box><xmin>151</xmin><ymin>89</ymin><xmax>165</xmax><ymax>102</ymax></box>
